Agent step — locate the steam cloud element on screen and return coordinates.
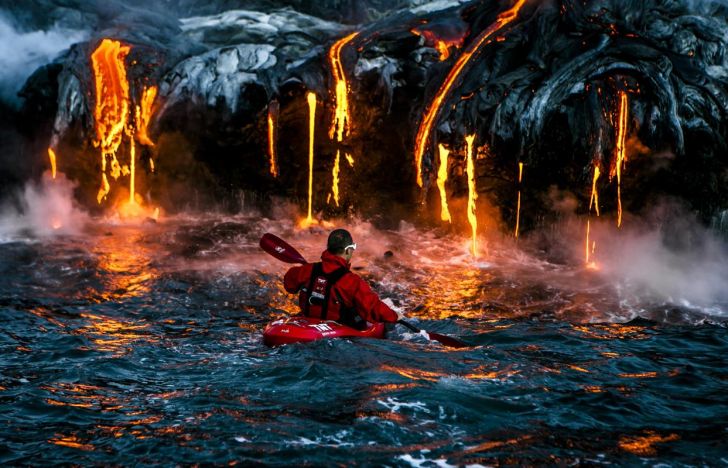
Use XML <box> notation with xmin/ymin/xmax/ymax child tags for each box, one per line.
<box><xmin>584</xmin><ymin>204</ymin><xmax>728</xmax><ymax>319</ymax></box>
<box><xmin>0</xmin><ymin>14</ymin><xmax>88</xmax><ymax>105</ymax></box>
<box><xmin>0</xmin><ymin>172</ymin><xmax>88</xmax><ymax>239</ymax></box>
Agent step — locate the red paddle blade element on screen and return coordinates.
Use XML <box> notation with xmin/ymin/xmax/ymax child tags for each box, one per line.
<box><xmin>428</xmin><ymin>332</ymin><xmax>469</xmax><ymax>348</ymax></box>
<box><xmin>260</xmin><ymin>233</ymin><xmax>308</xmax><ymax>264</ymax></box>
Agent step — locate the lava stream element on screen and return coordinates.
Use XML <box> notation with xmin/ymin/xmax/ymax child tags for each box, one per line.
<box><xmin>515</xmin><ymin>161</ymin><xmax>523</xmax><ymax>238</ymax></box>
<box><xmin>465</xmin><ymin>134</ymin><xmax>478</xmax><ymax>256</ymax></box>
<box><xmin>436</xmin><ymin>144</ymin><xmax>451</xmax><ymax>223</ymax></box>
<box><xmin>414</xmin><ymin>0</ymin><xmax>527</xmax><ymax>187</ymax></box>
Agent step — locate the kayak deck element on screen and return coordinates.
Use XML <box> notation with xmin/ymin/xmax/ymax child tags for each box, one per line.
<box><xmin>263</xmin><ymin>316</ymin><xmax>386</xmax><ymax>346</ymax></box>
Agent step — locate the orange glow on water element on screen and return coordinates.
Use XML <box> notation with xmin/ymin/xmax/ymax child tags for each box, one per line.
<box><xmin>48</xmin><ymin>147</ymin><xmax>57</xmax><ymax>179</ymax></box>
<box><xmin>515</xmin><ymin>162</ymin><xmax>524</xmax><ymax>238</ymax></box>
<box><xmin>91</xmin><ymin>39</ymin><xmax>131</xmax><ymax>203</ymax></box>
<box><xmin>306</xmin><ymin>92</ymin><xmax>317</xmax><ymax>224</ymax></box>
<box><xmin>413</xmin><ymin>0</ymin><xmax>528</xmax><ymax>187</ymax></box>
<box><xmin>267</xmin><ymin>106</ymin><xmax>278</xmax><ymax>177</ymax></box>
<box><xmin>436</xmin><ymin>144</ymin><xmax>451</xmax><ymax>222</ymax></box>
<box><xmin>49</xmin><ymin>434</ymin><xmax>95</xmax><ymax>451</ymax></box>
<box><xmin>619</xmin><ymin>431</ymin><xmax>679</xmax><ymax>456</ymax></box>
<box><xmin>612</xmin><ymin>91</ymin><xmax>629</xmax><ymax>227</ymax></box>
<box><xmin>328</xmin><ymin>32</ymin><xmax>358</xmax><ymax>143</ymax></box>
<box><xmin>465</xmin><ymin>134</ymin><xmax>478</xmax><ymax>256</ymax></box>
<box><xmin>135</xmin><ymin>85</ymin><xmax>157</xmax><ymax>147</ymax></box>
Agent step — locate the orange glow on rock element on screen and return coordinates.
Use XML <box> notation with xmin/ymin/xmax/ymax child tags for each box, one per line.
<box><xmin>465</xmin><ymin>134</ymin><xmax>478</xmax><ymax>256</ymax></box>
<box><xmin>436</xmin><ymin>144</ymin><xmax>451</xmax><ymax>222</ymax></box>
<box><xmin>410</xmin><ymin>28</ymin><xmax>465</xmax><ymax>62</ymax></box>
<box><xmin>413</xmin><ymin>0</ymin><xmax>528</xmax><ymax>187</ymax></box>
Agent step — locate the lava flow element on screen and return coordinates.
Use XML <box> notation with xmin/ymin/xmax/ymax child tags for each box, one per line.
<box><xmin>465</xmin><ymin>134</ymin><xmax>478</xmax><ymax>256</ymax></box>
<box><xmin>589</xmin><ymin>164</ymin><xmax>601</xmax><ymax>217</ymax></box>
<box><xmin>328</xmin><ymin>32</ymin><xmax>358</xmax><ymax>143</ymax></box>
<box><xmin>515</xmin><ymin>162</ymin><xmax>523</xmax><ymax>238</ymax></box>
<box><xmin>331</xmin><ymin>150</ymin><xmax>341</xmax><ymax>206</ymax></box>
<box><xmin>436</xmin><ymin>144</ymin><xmax>451</xmax><ymax>222</ymax></box>
<box><xmin>267</xmin><ymin>101</ymin><xmax>279</xmax><ymax>178</ymax></box>
<box><xmin>48</xmin><ymin>148</ymin><xmax>57</xmax><ymax>179</ymax></box>
<box><xmin>135</xmin><ymin>85</ymin><xmax>157</xmax><ymax>147</ymax></box>
<box><xmin>414</xmin><ymin>0</ymin><xmax>527</xmax><ymax>187</ymax></box>
<box><xmin>612</xmin><ymin>91</ymin><xmax>629</xmax><ymax>227</ymax></box>
<box><xmin>91</xmin><ymin>39</ymin><xmax>131</xmax><ymax>203</ymax></box>
<box><xmin>306</xmin><ymin>92</ymin><xmax>317</xmax><ymax>225</ymax></box>
<box><xmin>328</xmin><ymin>32</ymin><xmax>358</xmax><ymax>206</ymax></box>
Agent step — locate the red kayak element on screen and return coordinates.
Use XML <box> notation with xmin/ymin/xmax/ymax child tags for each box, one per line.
<box><xmin>263</xmin><ymin>316</ymin><xmax>386</xmax><ymax>346</ymax></box>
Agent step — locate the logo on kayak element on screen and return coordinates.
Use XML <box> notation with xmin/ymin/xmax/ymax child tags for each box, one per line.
<box><xmin>275</xmin><ymin>246</ymin><xmax>285</xmax><ymax>253</ymax></box>
<box><xmin>312</xmin><ymin>323</ymin><xmax>333</xmax><ymax>333</ymax></box>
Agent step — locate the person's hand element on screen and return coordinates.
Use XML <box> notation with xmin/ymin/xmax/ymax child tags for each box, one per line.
<box><xmin>383</xmin><ymin>298</ymin><xmax>405</xmax><ymax>321</ymax></box>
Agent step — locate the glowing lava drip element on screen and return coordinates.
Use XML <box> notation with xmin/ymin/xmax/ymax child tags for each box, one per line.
<box><xmin>585</xmin><ymin>165</ymin><xmax>601</xmax><ymax>268</ymax></box>
<box><xmin>135</xmin><ymin>86</ymin><xmax>157</xmax><ymax>147</ymax></box>
<box><xmin>327</xmin><ymin>32</ymin><xmax>358</xmax><ymax>206</ymax></box>
<box><xmin>328</xmin><ymin>32</ymin><xmax>358</xmax><ymax>142</ymax></box>
<box><xmin>267</xmin><ymin>102</ymin><xmax>279</xmax><ymax>178</ymax></box>
<box><xmin>465</xmin><ymin>134</ymin><xmax>478</xmax><ymax>256</ymax></box>
<box><xmin>515</xmin><ymin>162</ymin><xmax>523</xmax><ymax>238</ymax></box>
<box><xmin>436</xmin><ymin>144</ymin><xmax>451</xmax><ymax>222</ymax></box>
<box><xmin>91</xmin><ymin>39</ymin><xmax>131</xmax><ymax>204</ymax></box>
<box><xmin>306</xmin><ymin>92</ymin><xmax>317</xmax><ymax>225</ymax></box>
<box><xmin>612</xmin><ymin>91</ymin><xmax>629</xmax><ymax>227</ymax></box>
<box><xmin>414</xmin><ymin>0</ymin><xmax>527</xmax><ymax>187</ymax></box>
<box><xmin>48</xmin><ymin>148</ymin><xmax>57</xmax><ymax>179</ymax></box>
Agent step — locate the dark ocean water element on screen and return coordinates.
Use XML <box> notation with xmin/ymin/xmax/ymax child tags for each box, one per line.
<box><xmin>1</xmin><ymin>214</ymin><xmax>727</xmax><ymax>466</ymax></box>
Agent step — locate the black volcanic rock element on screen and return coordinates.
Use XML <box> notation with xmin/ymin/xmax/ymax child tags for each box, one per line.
<box><xmin>6</xmin><ymin>0</ymin><xmax>728</xmax><ymax>229</ymax></box>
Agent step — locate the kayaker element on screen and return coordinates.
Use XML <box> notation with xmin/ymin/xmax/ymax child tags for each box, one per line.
<box><xmin>283</xmin><ymin>229</ymin><xmax>405</xmax><ymax>328</ymax></box>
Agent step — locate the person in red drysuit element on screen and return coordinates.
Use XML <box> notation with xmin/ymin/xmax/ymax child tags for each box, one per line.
<box><xmin>283</xmin><ymin>229</ymin><xmax>405</xmax><ymax>328</ymax></box>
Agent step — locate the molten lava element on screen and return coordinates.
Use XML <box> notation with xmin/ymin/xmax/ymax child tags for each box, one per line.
<box><xmin>128</xmin><ymin>136</ymin><xmax>136</xmax><ymax>204</ymax></box>
<box><xmin>611</xmin><ymin>91</ymin><xmax>629</xmax><ymax>227</ymax></box>
<box><xmin>91</xmin><ymin>39</ymin><xmax>131</xmax><ymax>203</ymax></box>
<box><xmin>267</xmin><ymin>102</ymin><xmax>279</xmax><ymax>177</ymax></box>
<box><xmin>48</xmin><ymin>148</ymin><xmax>57</xmax><ymax>179</ymax></box>
<box><xmin>306</xmin><ymin>92</ymin><xmax>317</xmax><ymax>224</ymax></box>
<box><xmin>465</xmin><ymin>134</ymin><xmax>478</xmax><ymax>256</ymax></box>
<box><xmin>328</xmin><ymin>32</ymin><xmax>358</xmax><ymax>143</ymax></box>
<box><xmin>436</xmin><ymin>144</ymin><xmax>451</xmax><ymax>222</ymax></box>
<box><xmin>410</xmin><ymin>28</ymin><xmax>464</xmax><ymax>62</ymax></box>
<box><xmin>515</xmin><ymin>162</ymin><xmax>523</xmax><ymax>238</ymax></box>
<box><xmin>589</xmin><ymin>164</ymin><xmax>601</xmax><ymax>217</ymax></box>
<box><xmin>332</xmin><ymin>150</ymin><xmax>341</xmax><ymax>207</ymax></box>
<box><xmin>414</xmin><ymin>0</ymin><xmax>528</xmax><ymax>187</ymax></box>
<box><xmin>135</xmin><ymin>86</ymin><xmax>157</xmax><ymax>147</ymax></box>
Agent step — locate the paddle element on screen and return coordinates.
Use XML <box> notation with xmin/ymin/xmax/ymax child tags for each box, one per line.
<box><xmin>259</xmin><ymin>232</ymin><xmax>469</xmax><ymax>348</ymax></box>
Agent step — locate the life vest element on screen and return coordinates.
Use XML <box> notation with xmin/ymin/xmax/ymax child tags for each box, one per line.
<box><xmin>299</xmin><ymin>262</ymin><xmax>357</xmax><ymax>324</ymax></box>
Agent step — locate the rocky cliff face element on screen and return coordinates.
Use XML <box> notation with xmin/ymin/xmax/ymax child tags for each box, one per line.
<box><xmin>4</xmin><ymin>0</ymin><xmax>728</xmax><ymax>228</ymax></box>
